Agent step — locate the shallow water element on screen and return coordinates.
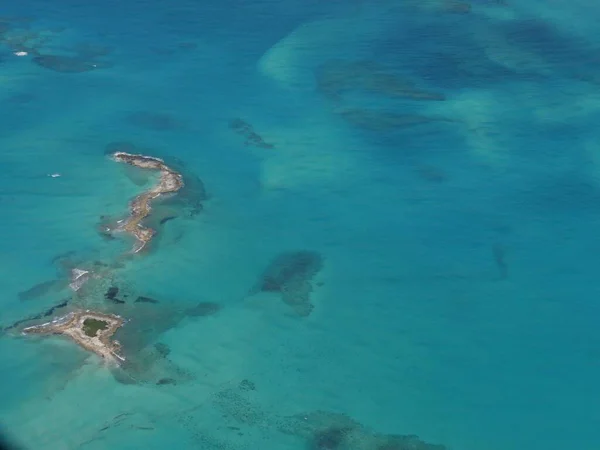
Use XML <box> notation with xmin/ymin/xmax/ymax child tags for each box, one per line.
<box><xmin>1</xmin><ymin>1</ymin><xmax>600</xmax><ymax>449</ymax></box>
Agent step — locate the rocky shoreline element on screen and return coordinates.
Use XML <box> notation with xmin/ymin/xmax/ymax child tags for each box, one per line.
<box><xmin>112</xmin><ymin>151</ymin><xmax>184</xmax><ymax>252</ymax></box>
<box><xmin>22</xmin><ymin>310</ymin><xmax>125</xmax><ymax>365</ymax></box>
<box><xmin>12</xmin><ymin>151</ymin><xmax>187</xmax><ymax>364</ymax></box>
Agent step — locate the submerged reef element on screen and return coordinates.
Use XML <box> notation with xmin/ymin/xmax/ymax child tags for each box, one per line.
<box><xmin>18</xmin><ymin>278</ymin><xmax>67</xmax><ymax>301</ymax></box>
<box><xmin>229</xmin><ymin>118</ymin><xmax>274</xmax><ymax>149</ymax></box>
<box><xmin>315</xmin><ymin>59</ymin><xmax>446</xmax><ymax>133</ymax></box>
<box><xmin>125</xmin><ymin>111</ymin><xmax>184</xmax><ymax>131</ymax></box>
<box><xmin>9</xmin><ymin>266</ymin><xmax>219</xmax><ymax>385</ymax></box>
<box><xmin>311</xmin><ymin>426</ymin><xmax>352</xmax><ymax>450</ymax></box>
<box><xmin>17</xmin><ymin>254</ymin><xmax>109</xmax><ymax>302</ymax></box>
<box><xmin>102</xmin><ymin>294</ymin><xmax>222</xmax><ymax>385</ymax></box>
<box><xmin>336</xmin><ymin>108</ymin><xmax>454</xmax><ymax>132</ymax></box>
<box><xmin>0</xmin><ymin>17</ymin><xmax>113</xmax><ymax>72</ymax></box>
<box><xmin>32</xmin><ymin>54</ymin><xmax>111</xmax><ymax>73</ymax></box>
<box><xmin>0</xmin><ymin>17</ymin><xmax>54</xmax><ymax>55</ymax></box>
<box><xmin>171</xmin><ymin>380</ymin><xmax>447</xmax><ymax>450</ymax></box>
<box><xmin>316</xmin><ymin>60</ymin><xmax>445</xmax><ymax>103</ymax></box>
<box><xmin>2</xmin><ymin>299</ymin><xmax>69</xmax><ymax>333</ymax></box>
<box><xmin>249</xmin><ymin>251</ymin><xmax>323</xmax><ymax>316</ymax></box>
<box><xmin>185</xmin><ymin>301</ymin><xmax>221</xmax><ymax>317</ymax></box>
<box><xmin>403</xmin><ymin>0</ymin><xmax>472</xmax><ymax>14</ymax></box>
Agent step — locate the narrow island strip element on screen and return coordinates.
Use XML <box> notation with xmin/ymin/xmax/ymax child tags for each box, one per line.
<box><xmin>112</xmin><ymin>152</ymin><xmax>184</xmax><ymax>252</ymax></box>
<box><xmin>22</xmin><ymin>310</ymin><xmax>126</xmax><ymax>365</ymax></box>
<box><xmin>15</xmin><ymin>152</ymin><xmax>185</xmax><ymax>365</ymax></box>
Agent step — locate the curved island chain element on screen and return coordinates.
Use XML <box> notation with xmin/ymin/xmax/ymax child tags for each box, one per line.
<box><xmin>22</xmin><ymin>311</ymin><xmax>125</xmax><ymax>365</ymax></box>
<box><xmin>112</xmin><ymin>151</ymin><xmax>184</xmax><ymax>252</ymax></box>
<box><xmin>13</xmin><ymin>151</ymin><xmax>188</xmax><ymax>365</ymax></box>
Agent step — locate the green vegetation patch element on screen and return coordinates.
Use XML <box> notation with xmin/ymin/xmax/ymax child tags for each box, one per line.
<box><xmin>82</xmin><ymin>318</ymin><xmax>108</xmax><ymax>337</ymax></box>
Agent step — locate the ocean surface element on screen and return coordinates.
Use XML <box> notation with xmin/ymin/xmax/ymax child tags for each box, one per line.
<box><xmin>1</xmin><ymin>0</ymin><xmax>600</xmax><ymax>449</ymax></box>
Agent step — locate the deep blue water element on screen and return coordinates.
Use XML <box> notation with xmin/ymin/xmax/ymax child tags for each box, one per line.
<box><xmin>1</xmin><ymin>1</ymin><xmax>600</xmax><ymax>449</ymax></box>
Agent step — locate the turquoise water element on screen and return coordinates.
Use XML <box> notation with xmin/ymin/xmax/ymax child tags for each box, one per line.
<box><xmin>2</xmin><ymin>0</ymin><xmax>600</xmax><ymax>448</ymax></box>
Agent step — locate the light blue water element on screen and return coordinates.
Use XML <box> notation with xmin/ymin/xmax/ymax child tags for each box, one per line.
<box><xmin>1</xmin><ymin>1</ymin><xmax>600</xmax><ymax>449</ymax></box>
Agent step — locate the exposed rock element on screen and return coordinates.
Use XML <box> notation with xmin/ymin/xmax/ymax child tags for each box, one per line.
<box><xmin>103</xmin><ymin>141</ymin><xmax>137</xmax><ymax>156</ymax></box>
<box><xmin>112</xmin><ymin>151</ymin><xmax>185</xmax><ymax>253</ymax></box>
<box><xmin>104</xmin><ymin>143</ymin><xmax>207</xmax><ymax>217</ymax></box>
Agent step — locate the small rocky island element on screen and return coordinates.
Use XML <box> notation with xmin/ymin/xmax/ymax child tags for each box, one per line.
<box><xmin>112</xmin><ymin>151</ymin><xmax>184</xmax><ymax>252</ymax></box>
<box><xmin>22</xmin><ymin>310</ymin><xmax>125</xmax><ymax>365</ymax></box>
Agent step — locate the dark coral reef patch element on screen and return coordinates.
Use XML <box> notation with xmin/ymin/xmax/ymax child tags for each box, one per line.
<box><xmin>250</xmin><ymin>251</ymin><xmax>323</xmax><ymax>316</ymax></box>
<box><xmin>229</xmin><ymin>118</ymin><xmax>274</xmax><ymax>149</ymax></box>
<box><xmin>315</xmin><ymin>59</ymin><xmax>447</xmax><ymax>133</ymax></box>
<box><xmin>185</xmin><ymin>302</ymin><xmax>221</xmax><ymax>317</ymax></box>
<box><xmin>125</xmin><ymin>111</ymin><xmax>184</xmax><ymax>131</ymax></box>
<box><xmin>32</xmin><ymin>55</ymin><xmax>108</xmax><ymax>73</ymax></box>
<box><xmin>337</xmin><ymin>108</ymin><xmax>453</xmax><ymax>132</ymax></box>
<box><xmin>201</xmin><ymin>384</ymin><xmax>447</xmax><ymax>450</ymax></box>
<box><xmin>311</xmin><ymin>426</ymin><xmax>352</xmax><ymax>450</ymax></box>
<box><xmin>316</xmin><ymin>60</ymin><xmax>445</xmax><ymax>103</ymax></box>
